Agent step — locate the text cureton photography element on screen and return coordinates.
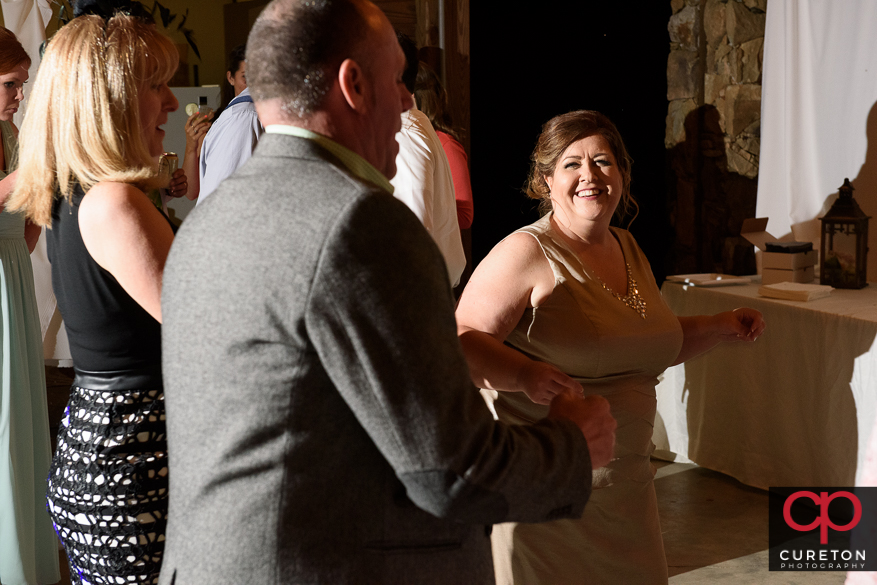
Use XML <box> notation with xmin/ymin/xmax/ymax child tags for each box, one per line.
<box><xmin>769</xmin><ymin>487</ymin><xmax>877</xmax><ymax>571</ymax></box>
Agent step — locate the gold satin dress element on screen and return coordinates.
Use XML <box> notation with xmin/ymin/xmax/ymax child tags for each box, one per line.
<box><xmin>490</xmin><ymin>214</ymin><xmax>683</xmax><ymax>585</ymax></box>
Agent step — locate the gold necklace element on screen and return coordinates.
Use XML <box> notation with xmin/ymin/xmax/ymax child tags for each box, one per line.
<box><xmin>549</xmin><ymin>215</ymin><xmax>647</xmax><ymax>319</ymax></box>
<box><xmin>595</xmin><ymin>263</ymin><xmax>647</xmax><ymax>319</ymax></box>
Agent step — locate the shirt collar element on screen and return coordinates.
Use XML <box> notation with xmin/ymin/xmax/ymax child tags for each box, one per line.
<box><xmin>264</xmin><ymin>125</ymin><xmax>394</xmax><ymax>194</ymax></box>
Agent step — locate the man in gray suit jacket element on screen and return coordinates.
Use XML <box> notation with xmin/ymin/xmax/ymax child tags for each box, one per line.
<box><xmin>159</xmin><ymin>1</ymin><xmax>616</xmax><ymax>583</ymax></box>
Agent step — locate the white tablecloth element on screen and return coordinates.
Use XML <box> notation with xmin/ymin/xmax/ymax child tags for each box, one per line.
<box><xmin>654</xmin><ymin>281</ymin><xmax>877</xmax><ymax>489</ymax></box>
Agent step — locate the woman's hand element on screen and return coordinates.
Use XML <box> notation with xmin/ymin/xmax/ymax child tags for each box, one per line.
<box><xmin>720</xmin><ymin>307</ymin><xmax>766</xmax><ymax>342</ymax></box>
<box><xmin>516</xmin><ymin>360</ymin><xmax>583</xmax><ymax>405</ymax></box>
<box><xmin>184</xmin><ymin>111</ymin><xmax>212</xmax><ymax>158</ymax></box>
<box><xmin>674</xmin><ymin>307</ymin><xmax>766</xmax><ymax>364</ymax></box>
<box><xmin>166</xmin><ymin>168</ymin><xmax>188</xmax><ymax>199</ymax></box>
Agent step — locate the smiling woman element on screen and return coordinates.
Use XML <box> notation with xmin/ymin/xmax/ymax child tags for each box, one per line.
<box><xmin>455</xmin><ymin>110</ymin><xmax>765</xmax><ymax>585</ymax></box>
<box><xmin>6</xmin><ymin>9</ymin><xmax>180</xmax><ymax>584</ymax></box>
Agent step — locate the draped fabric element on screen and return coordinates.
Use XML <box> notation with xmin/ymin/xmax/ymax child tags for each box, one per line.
<box><xmin>757</xmin><ymin>0</ymin><xmax>877</xmax><ymax>281</ymax></box>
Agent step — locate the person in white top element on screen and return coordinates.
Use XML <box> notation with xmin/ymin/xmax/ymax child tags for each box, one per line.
<box><xmin>389</xmin><ymin>33</ymin><xmax>465</xmax><ymax>287</ymax></box>
<box><xmin>197</xmin><ymin>44</ymin><xmax>264</xmax><ymax>204</ymax></box>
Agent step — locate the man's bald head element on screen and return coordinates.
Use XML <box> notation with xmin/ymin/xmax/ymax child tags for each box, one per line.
<box><xmin>247</xmin><ymin>0</ymin><xmax>378</xmax><ymax>119</ymax></box>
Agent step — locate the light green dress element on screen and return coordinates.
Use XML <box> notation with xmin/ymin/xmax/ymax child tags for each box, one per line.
<box><xmin>490</xmin><ymin>214</ymin><xmax>683</xmax><ymax>585</ymax></box>
<box><xmin>0</xmin><ymin>120</ymin><xmax>60</xmax><ymax>585</ymax></box>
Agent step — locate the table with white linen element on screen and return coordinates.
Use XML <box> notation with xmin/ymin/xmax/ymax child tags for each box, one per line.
<box><xmin>654</xmin><ymin>281</ymin><xmax>877</xmax><ymax>489</ymax></box>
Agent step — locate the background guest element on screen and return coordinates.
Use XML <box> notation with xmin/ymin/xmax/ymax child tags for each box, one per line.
<box><xmin>390</xmin><ymin>32</ymin><xmax>465</xmax><ymax>287</ymax></box>
<box><xmin>414</xmin><ymin>61</ymin><xmax>474</xmax><ymax>292</ymax></box>
<box><xmin>455</xmin><ymin>110</ymin><xmax>765</xmax><ymax>585</ymax></box>
<box><xmin>8</xmin><ymin>11</ymin><xmax>178</xmax><ymax>583</ymax></box>
<box><xmin>197</xmin><ymin>43</ymin><xmax>263</xmax><ymax>204</ymax></box>
<box><xmin>0</xmin><ymin>26</ymin><xmax>60</xmax><ymax>585</ymax></box>
<box><xmin>225</xmin><ymin>42</ymin><xmax>247</xmax><ymax>100</ymax></box>
<box><xmin>414</xmin><ymin>61</ymin><xmax>473</xmax><ymax>236</ymax></box>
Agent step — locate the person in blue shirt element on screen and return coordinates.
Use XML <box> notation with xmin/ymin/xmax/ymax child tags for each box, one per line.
<box><xmin>196</xmin><ymin>43</ymin><xmax>264</xmax><ymax>204</ymax></box>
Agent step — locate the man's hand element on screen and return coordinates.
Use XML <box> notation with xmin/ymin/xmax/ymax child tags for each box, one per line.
<box><xmin>547</xmin><ymin>389</ymin><xmax>616</xmax><ymax>469</ymax></box>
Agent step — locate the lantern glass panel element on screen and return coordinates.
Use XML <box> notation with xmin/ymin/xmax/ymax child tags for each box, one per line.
<box><xmin>823</xmin><ymin>223</ymin><xmax>860</xmax><ymax>287</ymax></box>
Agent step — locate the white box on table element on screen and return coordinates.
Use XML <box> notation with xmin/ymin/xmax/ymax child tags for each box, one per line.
<box><xmin>762</xmin><ymin>265</ymin><xmax>815</xmax><ymax>285</ymax></box>
<box><xmin>763</xmin><ymin>250</ymin><xmax>817</xmax><ymax>270</ymax></box>
<box><xmin>741</xmin><ymin>218</ymin><xmax>816</xmax><ymax>283</ymax></box>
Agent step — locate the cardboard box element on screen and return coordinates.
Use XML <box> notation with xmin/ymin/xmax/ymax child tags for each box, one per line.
<box><xmin>763</xmin><ymin>250</ymin><xmax>817</xmax><ymax>270</ymax></box>
<box><xmin>762</xmin><ymin>266</ymin><xmax>815</xmax><ymax>285</ymax></box>
<box><xmin>741</xmin><ymin>218</ymin><xmax>817</xmax><ymax>283</ymax></box>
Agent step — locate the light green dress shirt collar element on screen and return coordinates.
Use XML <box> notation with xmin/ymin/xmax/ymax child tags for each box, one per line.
<box><xmin>265</xmin><ymin>125</ymin><xmax>394</xmax><ymax>194</ymax></box>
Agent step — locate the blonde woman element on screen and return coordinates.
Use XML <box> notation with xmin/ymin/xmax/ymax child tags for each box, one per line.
<box><xmin>0</xmin><ymin>26</ymin><xmax>61</xmax><ymax>585</ymax></box>
<box><xmin>8</xmin><ymin>11</ymin><xmax>179</xmax><ymax>584</ymax></box>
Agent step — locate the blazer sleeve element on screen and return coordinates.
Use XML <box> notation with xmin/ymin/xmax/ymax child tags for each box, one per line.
<box><xmin>305</xmin><ymin>192</ymin><xmax>593</xmax><ymax>524</ymax></box>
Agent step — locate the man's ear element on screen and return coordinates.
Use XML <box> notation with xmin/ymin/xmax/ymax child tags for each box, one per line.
<box><xmin>338</xmin><ymin>58</ymin><xmax>367</xmax><ymax>112</ymax></box>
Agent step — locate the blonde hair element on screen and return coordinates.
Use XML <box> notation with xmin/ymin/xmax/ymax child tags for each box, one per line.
<box><xmin>0</xmin><ymin>27</ymin><xmax>30</xmax><ymax>74</ymax></box>
<box><xmin>8</xmin><ymin>14</ymin><xmax>178</xmax><ymax>226</ymax></box>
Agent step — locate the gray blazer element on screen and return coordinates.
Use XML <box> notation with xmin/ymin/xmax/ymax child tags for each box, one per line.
<box><xmin>159</xmin><ymin>134</ymin><xmax>592</xmax><ymax>584</ymax></box>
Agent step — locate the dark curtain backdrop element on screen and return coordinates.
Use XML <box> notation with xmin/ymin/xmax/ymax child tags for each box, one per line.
<box><xmin>469</xmin><ymin>3</ymin><xmax>673</xmax><ymax>284</ymax></box>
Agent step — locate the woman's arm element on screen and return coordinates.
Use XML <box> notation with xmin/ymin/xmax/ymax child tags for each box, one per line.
<box><xmin>0</xmin><ymin>124</ymin><xmax>20</xmax><ymax>210</ymax></box>
<box><xmin>78</xmin><ymin>182</ymin><xmax>174</xmax><ymax>322</ymax></box>
<box><xmin>182</xmin><ymin>111</ymin><xmax>211</xmax><ymax>201</ymax></box>
<box><xmin>0</xmin><ymin>169</ymin><xmax>17</xmax><ymax>211</ymax></box>
<box><xmin>455</xmin><ymin>232</ymin><xmax>581</xmax><ymax>405</ymax></box>
<box><xmin>672</xmin><ymin>308</ymin><xmax>765</xmax><ymax>365</ymax></box>
<box><xmin>24</xmin><ymin>219</ymin><xmax>40</xmax><ymax>252</ymax></box>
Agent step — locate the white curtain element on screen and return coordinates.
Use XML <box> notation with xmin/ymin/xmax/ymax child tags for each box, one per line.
<box><xmin>758</xmin><ymin>0</ymin><xmax>877</xmax><ymax>281</ymax></box>
<box><xmin>2</xmin><ymin>0</ymin><xmax>71</xmax><ymax>364</ymax></box>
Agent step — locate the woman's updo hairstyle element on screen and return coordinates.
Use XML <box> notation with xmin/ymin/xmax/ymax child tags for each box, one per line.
<box><xmin>525</xmin><ymin>110</ymin><xmax>635</xmax><ymax>222</ymax></box>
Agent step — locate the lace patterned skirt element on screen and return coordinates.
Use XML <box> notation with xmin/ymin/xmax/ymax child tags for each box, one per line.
<box><xmin>47</xmin><ymin>385</ymin><xmax>168</xmax><ymax>584</ymax></box>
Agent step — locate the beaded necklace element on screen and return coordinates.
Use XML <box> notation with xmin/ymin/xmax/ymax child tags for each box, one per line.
<box><xmin>593</xmin><ymin>262</ymin><xmax>647</xmax><ymax>319</ymax></box>
<box><xmin>548</xmin><ymin>214</ymin><xmax>648</xmax><ymax>319</ymax></box>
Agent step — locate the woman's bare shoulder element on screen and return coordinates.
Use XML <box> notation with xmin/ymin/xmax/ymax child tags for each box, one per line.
<box><xmin>491</xmin><ymin>230</ymin><xmax>549</xmax><ymax>267</ymax></box>
<box><xmin>457</xmin><ymin>228</ymin><xmax>555</xmax><ymax>333</ymax></box>
<box><xmin>79</xmin><ymin>182</ymin><xmax>150</xmax><ymax>220</ymax></box>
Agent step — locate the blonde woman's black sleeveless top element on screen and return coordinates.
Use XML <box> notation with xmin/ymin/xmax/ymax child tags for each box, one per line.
<box><xmin>47</xmin><ymin>184</ymin><xmax>163</xmax><ymax>387</ymax></box>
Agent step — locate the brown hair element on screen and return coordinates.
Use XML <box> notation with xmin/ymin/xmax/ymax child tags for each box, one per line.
<box><xmin>413</xmin><ymin>61</ymin><xmax>458</xmax><ymax>140</ymax></box>
<box><xmin>0</xmin><ymin>27</ymin><xmax>30</xmax><ymax>74</ymax></box>
<box><xmin>525</xmin><ymin>110</ymin><xmax>636</xmax><ymax>222</ymax></box>
<box><xmin>8</xmin><ymin>14</ymin><xmax>178</xmax><ymax>226</ymax></box>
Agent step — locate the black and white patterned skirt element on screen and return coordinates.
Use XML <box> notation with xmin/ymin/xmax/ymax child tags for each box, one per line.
<box><xmin>47</xmin><ymin>385</ymin><xmax>168</xmax><ymax>584</ymax></box>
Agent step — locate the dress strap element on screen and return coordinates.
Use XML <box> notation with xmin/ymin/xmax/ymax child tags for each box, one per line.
<box><xmin>511</xmin><ymin>215</ymin><xmax>568</xmax><ymax>285</ymax></box>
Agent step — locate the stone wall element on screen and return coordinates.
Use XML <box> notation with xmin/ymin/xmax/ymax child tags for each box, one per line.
<box><xmin>665</xmin><ymin>0</ymin><xmax>766</xmax><ymax>275</ymax></box>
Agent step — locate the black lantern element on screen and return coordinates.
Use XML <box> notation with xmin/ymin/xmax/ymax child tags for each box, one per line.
<box><xmin>820</xmin><ymin>178</ymin><xmax>870</xmax><ymax>289</ymax></box>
